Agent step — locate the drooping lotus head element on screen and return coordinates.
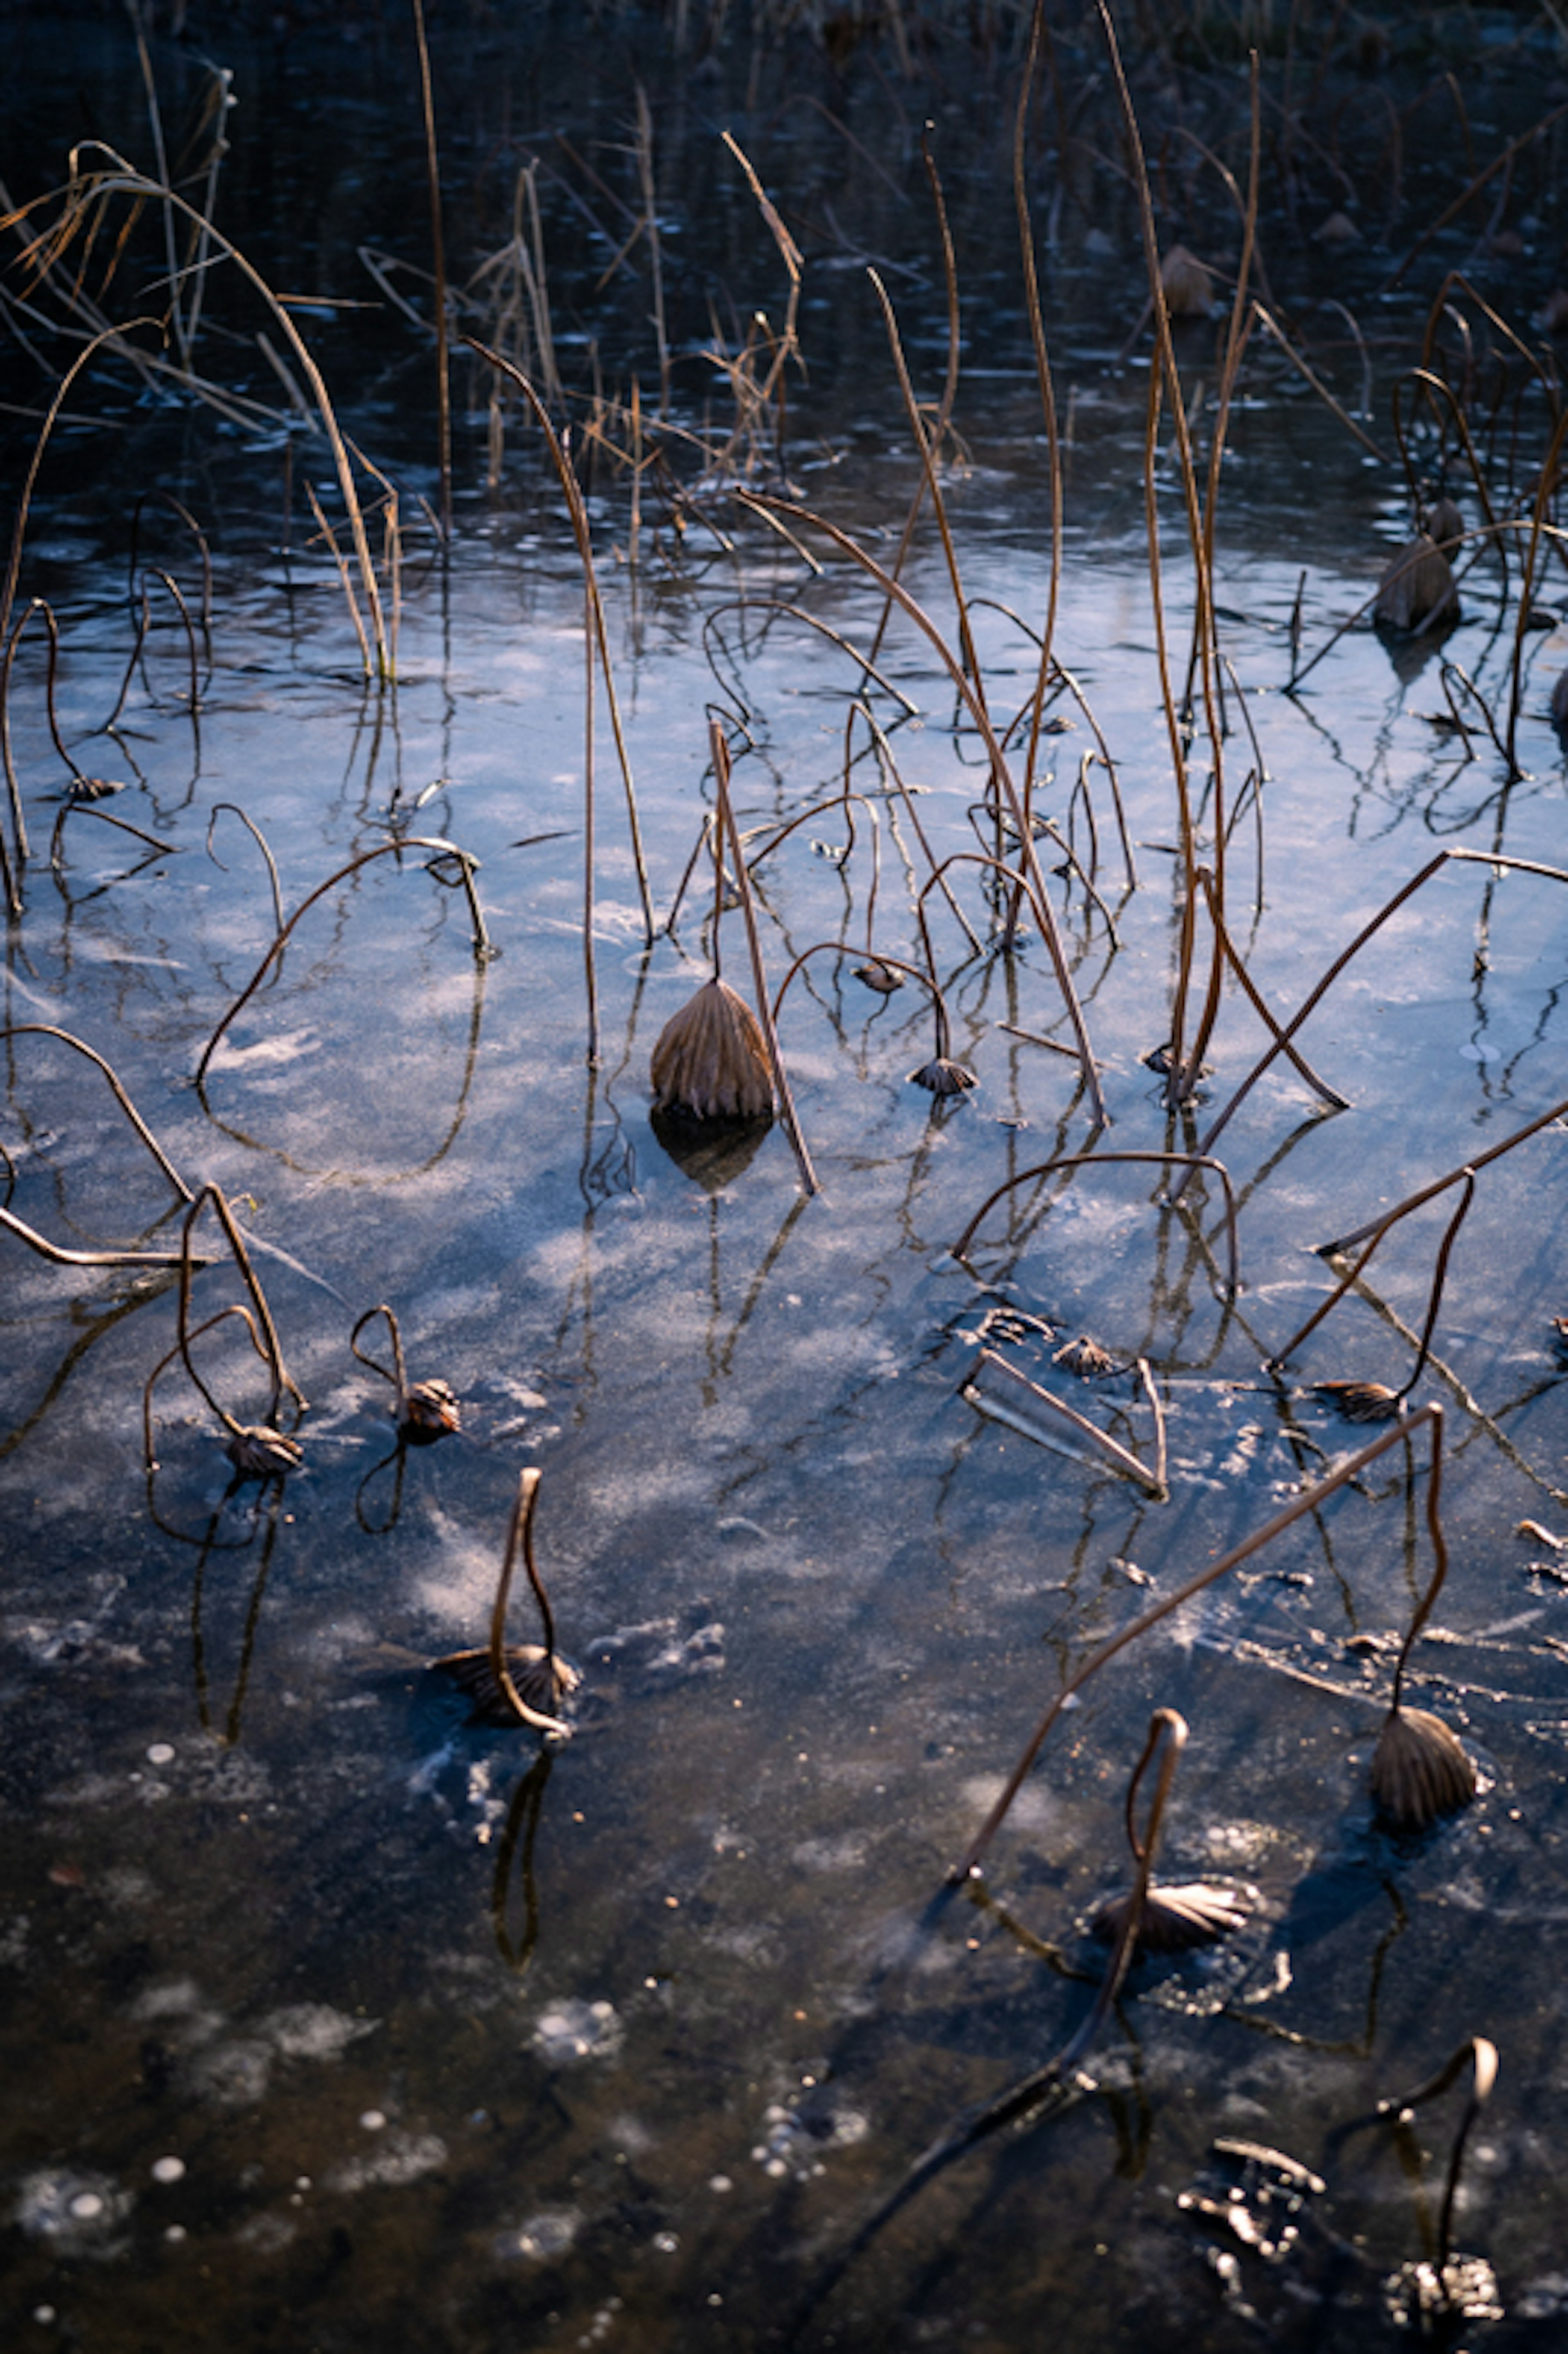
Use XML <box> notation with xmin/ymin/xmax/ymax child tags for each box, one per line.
<box><xmin>651</xmin><ymin>978</ymin><xmax>773</xmax><ymax>1123</ymax></box>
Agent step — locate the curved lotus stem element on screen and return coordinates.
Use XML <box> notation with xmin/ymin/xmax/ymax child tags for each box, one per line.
<box><xmin>194</xmin><ymin>836</ymin><xmax>491</xmax><ymax>1092</ymax></box>
<box><xmin>0</xmin><ymin>1023</ymin><xmax>192</xmax><ymax>1203</ymax></box>
<box><xmin>488</xmin><ymin>1469</ymin><xmax>573</xmax><ymax>1739</ymax></box>
<box><xmin>177</xmin><ymin>1184</ymin><xmax>306</xmax><ymax>1434</ymax></box>
<box><xmin>143</xmin><ymin>1303</ymin><xmax>271</xmax><ymax>1464</ymax></box>
<box><xmin>953</xmin><ymin>1148</ymin><xmax>1241</xmax><ymax>1300</ymax></box>
<box><xmin>952</xmin><ymin>1403</ymin><xmax>1448</xmax><ymax>1881</ymax></box>
<box><xmin>1379</xmin><ymin>2035</ymin><xmax>1499</xmax><ymax>2276</ymax></box>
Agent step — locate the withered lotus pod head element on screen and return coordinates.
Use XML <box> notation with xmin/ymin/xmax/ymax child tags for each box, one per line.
<box><xmin>1370</xmin><ymin>1706</ymin><xmax>1477</xmax><ymax>1830</ymax></box>
<box><xmin>1092</xmin><ymin>1880</ymin><xmax>1253</xmax><ymax>1955</ymax></box>
<box><xmin>1054</xmin><ymin>1334</ymin><xmax>1118</xmax><ymax>1381</ymax></box>
<box><xmin>1160</xmin><ymin>243</ymin><xmax>1215</xmax><ymax>318</ymax></box>
<box><xmin>1374</xmin><ymin>535</ymin><xmax>1460</xmax><ymax>634</ymax></box>
<box><xmin>402</xmin><ymin>1378</ymin><xmax>461</xmax><ymax>1437</ymax></box>
<box><xmin>1312</xmin><ymin>1379</ymin><xmax>1404</xmax><ymax>1423</ymax></box>
<box><xmin>1425</xmin><ymin>495</ymin><xmax>1464</xmax><ymax>549</ymax></box>
<box><xmin>438</xmin><ymin>1641</ymin><xmax>583</xmax><ymax>1729</ymax></box>
<box><xmin>651</xmin><ymin>977</ymin><xmax>773</xmax><ymax>1124</ymax></box>
<box><xmin>908</xmin><ymin>1056</ymin><xmax>978</xmax><ymax>1098</ymax></box>
<box><xmin>853</xmin><ymin>961</ymin><xmax>903</xmax><ymax>996</ymax></box>
<box><xmin>226</xmin><ymin>1424</ymin><xmax>303</xmax><ymax>1477</ymax></box>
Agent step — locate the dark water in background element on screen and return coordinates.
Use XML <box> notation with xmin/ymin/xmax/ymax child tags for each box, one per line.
<box><xmin>6</xmin><ymin>7</ymin><xmax>1568</xmax><ymax>2350</ymax></box>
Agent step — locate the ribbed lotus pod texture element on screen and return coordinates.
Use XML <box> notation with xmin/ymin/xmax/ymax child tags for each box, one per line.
<box><xmin>1374</xmin><ymin>534</ymin><xmax>1459</xmax><ymax>633</ymax></box>
<box><xmin>225</xmin><ymin>1424</ymin><xmax>303</xmax><ymax>1477</ymax></box>
<box><xmin>651</xmin><ymin>978</ymin><xmax>773</xmax><ymax>1122</ymax></box>
<box><xmin>1160</xmin><ymin>244</ymin><xmax>1215</xmax><ymax>317</ymax></box>
<box><xmin>402</xmin><ymin>1378</ymin><xmax>461</xmax><ymax>1436</ymax></box>
<box><xmin>1092</xmin><ymin>1879</ymin><xmax>1253</xmax><ymax>1955</ymax></box>
<box><xmin>1370</xmin><ymin>1706</ymin><xmax>1477</xmax><ymax>1829</ymax></box>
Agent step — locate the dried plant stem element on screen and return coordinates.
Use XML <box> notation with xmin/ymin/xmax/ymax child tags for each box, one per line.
<box><xmin>965</xmin><ymin>1346</ymin><xmax>1165</xmax><ymax>1496</ymax></box>
<box><xmin>1192</xmin><ymin>867</ymin><xmax>1348</xmax><ymax>1110</ymax></box>
<box><xmin>1170</xmin><ymin>849</ymin><xmax>1568</xmax><ymax>1208</ymax></box>
<box><xmin>1015</xmin><ymin>0</ymin><xmax>1065</xmax><ymax>807</ymax></box>
<box><xmin>954</xmin><ymin>1148</ymin><xmax>1240</xmax><ymax>1300</ymax></box>
<box><xmin>462</xmin><ymin>338</ymin><xmax>653</xmax><ymax>943</ymax></box>
<box><xmin>206</xmin><ymin>803</ymin><xmax>285</xmax><ymax>938</ymax></box>
<box><xmin>58</xmin><ymin>150</ymin><xmax>389</xmax><ymax>672</ymax></box>
<box><xmin>712</xmin><ymin>722</ymin><xmax>818</xmax><ymax>1195</ymax></box>
<box><xmin>0</xmin><ymin>1022</ymin><xmax>191</xmax><ymax>1198</ymax></box>
<box><xmin>739</xmin><ymin>490</ymin><xmax>1104</xmax><ymax>1128</ymax></box>
<box><xmin>869</xmin><ymin>271</ymin><xmax>982</xmax><ymax>702</ymax></box>
<box><xmin>144</xmin><ymin>1303</ymin><xmax>270</xmax><ymax>1466</ymax></box>
<box><xmin>952</xmin><ymin>1404</ymin><xmax>1447</xmax><ymax>1881</ymax></box>
<box><xmin>177</xmin><ymin>1184</ymin><xmax>305</xmax><ymax>1431</ymax></box>
<box><xmin>1270</xmin><ymin>1168</ymin><xmax>1478</xmax><ymax>1391</ymax></box>
<box><xmin>409</xmin><ymin>0</ymin><xmax>451</xmax><ymax>534</ymax></box>
<box><xmin>1379</xmin><ymin>2037</ymin><xmax>1499</xmax><ymax>2276</ymax></box>
<box><xmin>1320</xmin><ymin>1097</ymin><xmax>1568</xmax><ymax>1257</ymax></box>
<box><xmin>0</xmin><ymin>1204</ymin><xmax>194</xmax><ymax>1269</ymax></box>
<box><xmin>194</xmin><ymin>836</ymin><xmax>490</xmax><ymax>1090</ymax></box>
<box><xmin>1098</xmin><ymin>0</ymin><xmax>1227</xmax><ymax>1107</ymax></box>
<box><xmin>488</xmin><ymin>1469</ymin><xmax>573</xmax><ymax>1738</ymax></box>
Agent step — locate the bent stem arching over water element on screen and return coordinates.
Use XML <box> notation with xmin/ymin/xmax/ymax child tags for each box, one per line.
<box><xmin>953</xmin><ymin>1404</ymin><xmax>1459</xmax><ymax>1881</ymax></box>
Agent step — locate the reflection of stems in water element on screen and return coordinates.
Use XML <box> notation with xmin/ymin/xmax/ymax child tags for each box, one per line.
<box><xmin>0</xmin><ymin>1271</ymin><xmax>178</xmax><ymax>1465</ymax></box>
<box><xmin>354</xmin><ymin>1437</ymin><xmax>410</xmax><ymax>1536</ymax></box>
<box><xmin>1379</xmin><ymin>2035</ymin><xmax>1499</xmax><ymax>2276</ymax></box>
<box><xmin>192</xmin><ymin>1482</ymin><xmax>286</xmax><ymax>1745</ymax></box>
<box><xmin>1170</xmin><ymin>848</ymin><xmax>1568</xmax><ymax>1206</ymax></box>
<box><xmin>195</xmin><ymin>834</ymin><xmax>491</xmax><ymax>1092</ymax></box>
<box><xmin>492</xmin><ymin>1748</ymin><xmax>555</xmax><ymax>1973</ymax></box>
<box><xmin>955</xmin><ymin>1405</ymin><xmax>1449</xmax><ymax>1880</ymax></box>
<box><xmin>955</xmin><ymin>1148</ymin><xmax>1241</xmax><ymax>1300</ymax></box>
<box><xmin>0</xmin><ymin>1023</ymin><xmax>192</xmax><ymax>1202</ymax></box>
<box><xmin>1270</xmin><ymin>1169</ymin><xmax>1477</xmax><ymax>1400</ymax></box>
<box><xmin>1317</xmin><ymin>1092</ymin><xmax>1568</xmax><ymax>1257</ymax></box>
<box><xmin>196</xmin><ymin>911</ymin><xmax>492</xmax><ymax>1183</ymax></box>
<box><xmin>796</xmin><ymin>1712</ymin><xmax>1183</xmax><ymax>2341</ymax></box>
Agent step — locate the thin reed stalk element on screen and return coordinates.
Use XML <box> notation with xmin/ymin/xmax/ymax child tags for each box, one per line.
<box><xmin>409</xmin><ymin>0</ymin><xmax>451</xmax><ymax>535</ymax></box>
<box><xmin>738</xmin><ymin>489</ymin><xmax>1105</xmax><ymax>1128</ymax></box>
<box><xmin>463</xmin><ymin>338</ymin><xmax>653</xmax><ymax>946</ymax></box>
<box><xmin>712</xmin><ymin>721</ymin><xmax>818</xmax><ymax>1195</ymax></box>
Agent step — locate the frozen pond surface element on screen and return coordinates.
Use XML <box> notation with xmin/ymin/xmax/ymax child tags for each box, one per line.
<box><xmin>6</xmin><ymin>8</ymin><xmax>1568</xmax><ymax>2350</ymax></box>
